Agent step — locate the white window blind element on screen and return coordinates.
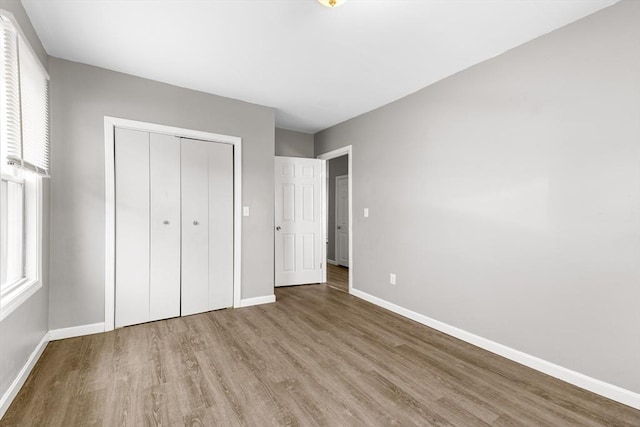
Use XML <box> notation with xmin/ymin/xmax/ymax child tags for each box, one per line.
<box><xmin>0</xmin><ymin>18</ymin><xmax>21</xmax><ymax>167</ymax></box>
<box><xmin>0</xmin><ymin>14</ymin><xmax>50</xmax><ymax>177</ymax></box>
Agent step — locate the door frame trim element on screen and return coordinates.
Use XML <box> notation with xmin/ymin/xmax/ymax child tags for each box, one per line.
<box><xmin>103</xmin><ymin>116</ymin><xmax>243</xmax><ymax>332</ymax></box>
<box><xmin>317</xmin><ymin>146</ymin><xmax>352</xmax><ymax>293</ymax></box>
<box><xmin>335</xmin><ymin>174</ymin><xmax>348</xmax><ymax>267</ymax></box>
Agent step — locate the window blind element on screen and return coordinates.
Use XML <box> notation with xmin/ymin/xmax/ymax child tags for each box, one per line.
<box><xmin>0</xmin><ymin>18</ymin><xmax>21</xmax><ymax>168</ymax></box>
<box><xmin>0</xmin><ymin>14</ymin><xmax>50</xmax><ymax>177</ymax></box>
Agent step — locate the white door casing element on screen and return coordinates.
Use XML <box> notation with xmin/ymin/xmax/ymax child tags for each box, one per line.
<box><xmin>336</xmin><ymin>175</ymin><xmax>349</xmax><ymax>267</ymax></box>
<box><xmin>274</xmin><ymin>156</ymin><xmax>323</xmax><ymax>286</ymax></box>
<box><xmin>149</xmin><ymin>133</ymin><xmax>181</xmax><ymax>321</ymax></box>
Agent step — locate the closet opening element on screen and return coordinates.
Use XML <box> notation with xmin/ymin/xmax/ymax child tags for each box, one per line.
<box><xmin>103</xmin><ymin>117</ymin><xmax>243</xmax><ymax>331</ymax></box>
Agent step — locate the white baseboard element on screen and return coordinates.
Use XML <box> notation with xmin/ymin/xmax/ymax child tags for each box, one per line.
<box><xmin>0</xmin><ymin>332</ymin><xmax>49</xmax><ymax>419</ymax></box>
<box><xmin>239</xmin><ymin>295</ymin><xmax>276</xmax><ymax>308</ymax></box>
<box><xmin>49</xmin><ymin>322</ymin><xmax>105</xmax><ymax>341</ymax></box>
<box><xmin>327</xmin><ymin>259</ymin><xmax>338</xmax><ymax>266</ymax></box>
<box><xmin>350</xmin><ymin>288</ymin><xmax>640</xmax><ymax>410</ymax></box>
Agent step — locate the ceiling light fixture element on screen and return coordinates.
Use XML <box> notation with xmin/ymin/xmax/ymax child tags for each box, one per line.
<box><xmin>318</xmin><ymin>0</ymin><xmax>346</xmax><ymax>8</ymax></box>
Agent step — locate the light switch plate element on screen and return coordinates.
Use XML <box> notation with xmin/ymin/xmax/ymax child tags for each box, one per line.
<box><xmin>390</xmin><ymin>273</ymin><xmax>396</xmax><ymax>285</ymax></box>
<box><xmin>364</xmin><ymin>208</ymin><xmax>369</xmax><ymax>218</ymax></box>
<box><xmin>243</xmin><ymin>206</ymin><xmax>250</xmax><ymax>217</ymax></box>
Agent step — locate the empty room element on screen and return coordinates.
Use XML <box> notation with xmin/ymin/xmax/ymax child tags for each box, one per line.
<box><xmin>0</xmin><ymin>0</ymin><xmax>638</xmax><ymax>425</ymax></box>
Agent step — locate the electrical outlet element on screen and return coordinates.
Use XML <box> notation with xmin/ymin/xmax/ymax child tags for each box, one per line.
<box><xmin>243</xmin><ymin>206</ymin><xmax>250</xmax><ymax>217</ymax></box>
<box><xmin>390</xmin><ymin>273</ymin><xmax>396</xmax><ymax>285</ymax></box>
<box><xmin>364</xmin><ymin>208</ymin><xmax>369</xmax><ymax>218</ymax></box>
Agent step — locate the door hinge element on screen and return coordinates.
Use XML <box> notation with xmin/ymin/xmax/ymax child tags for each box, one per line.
<box><xmin>320</xmin><ymin>262</ymin><xmax>323</xmax><ymax>269</ymax></box>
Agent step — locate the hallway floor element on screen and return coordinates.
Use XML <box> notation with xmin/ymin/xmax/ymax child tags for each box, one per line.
<box><xmin>325</xmin><ymin>263</ymin><xmax>349</xmax><ymax>293</ymax></box>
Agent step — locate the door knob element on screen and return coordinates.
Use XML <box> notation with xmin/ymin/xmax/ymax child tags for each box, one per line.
<box><xmin>337</xmin><ymin>226</ymin><xmax>341</xmax><ymax>229</ymax></box>
<box><xmin>193</xmin><ymin>220</ymin><xmax>199</xmax><ymax>225</ymax></box>
<box><xmin>276</xmin><ymin>226</ymin><xmax>281</xmax><ymax>231</ymax></box>
<box><xmin>163</xmin><ymin>220</ymin><xmax>170</xmax><ymax>225</ymax></box>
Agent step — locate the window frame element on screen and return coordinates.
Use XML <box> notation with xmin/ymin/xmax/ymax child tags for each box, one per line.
<box><xmin>0</xmin><ymin>168</ymin><xmax>42</xmax><ymax>321</ymax></box>
<box><xmin>1</xmin><ymin>171</ymin><xmax>26</xmax><ymax>287</ymax></box>
<box><xmin>0</xmin><ymin>10</ymin><xmax>45</xmax><ymax>321</ymax></box>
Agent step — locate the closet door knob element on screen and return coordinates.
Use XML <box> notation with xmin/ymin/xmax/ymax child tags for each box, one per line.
<box><xmin>193</xmin><ymin>220</ymin><xmax>199</xmax><ymax>225</ymax></box>
<box><xmin>163</xmin><ymin>220</ymin><xmax>170</xmax><ymax>225</ymax></box>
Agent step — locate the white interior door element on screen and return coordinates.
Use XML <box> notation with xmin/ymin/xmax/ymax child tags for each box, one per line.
<box><xmin>274</xmin><ymin>156</ymin><xmax>323</xmax><ymax>286</ymax></box>
<box><xmin>115</xmin><ymin>128</ymin><xmax>150</xmax><ymax>328</ymax></box>
<box><xmin>208</xmin><ymin>142</ymin><xmax>234</xmax><ymax>311</ymax></box>
<box><xmin>181</xmin><ymin>138</ymin><xmax>210</xmax><ymax>316</ymax></box>
<box><xmin>149</xmin><ymin>133</ymin><xmax>181</xmax><ymax>321</ymax></box>
<box><xmin>336</xmin><ymin>175</ymin><xmax>349</xmax><ymax>267</ymax></box>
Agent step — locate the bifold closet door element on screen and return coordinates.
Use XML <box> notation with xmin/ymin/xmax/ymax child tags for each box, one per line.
<box><xmin>181</xmin><ymin>139</ymin><xmax>210</xmax><ymax>316</ymax></box>
<box><xmin>116</xmin><ymin>129</ymin><xmax>181</xmax><ymax>327</ymax></box>
<box><xmin>181</xmin><ymin>138</ymin><xmax>234</xmax><ymax>316</ymax></box>
<box><xmin>116</xmin><ymin>131</ymin><xmax>233</xmax><ymax>325</ymax></box>
<box><xmin>149</xmin><ymin>133</ymin><xmax>181</xmax><ymax>321</ymax></box>
<box><xmin>208</xmin><ymin>142</ymin><xmax>234</xmax><ymax>311</ymax></box>
<box><xmin>115</xmin><ymin>128</ymin><xmax>150</xmax><ymax>328</ymax></box>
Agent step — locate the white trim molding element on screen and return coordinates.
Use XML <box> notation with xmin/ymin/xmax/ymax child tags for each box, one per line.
<box><xmin>0</xmin><ymin>332</ymin><xmax>49</xmax><ymax>419</ymax></box>
<box><xmin>350</xmin><ymin>288</ymin><xmax>640</xmax><ymax>410</ymax></box>
<box><xmin>103</xmin><ymin>117</ymin><xmax>243</xmax><ymax>331</ymax></box>
<box><xmin>0</xmin><ymin>279</ymin><xmax>41</xmax><ymax>323</ymax></box>
<box><xmin>317</xmin><ymin>146</ymin><xmax>353</xmax><ymax>293</ymax></box>
<box><xmin>239</xmin><ymin>295</ymin><xmax>276</xmax><ymax>308</ymax></box>
<box><xmin>49</xmin><ymin>322</ymin><xmax>106</xmax><ymax>341</ymax></box>
<box><xmin>326</xmin><ymin>259</ymin><xmax>338</xmax><ymax>266</ymax></box>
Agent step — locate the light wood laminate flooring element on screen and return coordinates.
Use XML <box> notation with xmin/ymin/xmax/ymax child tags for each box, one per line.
<box><xmin>2</xmin><ymin>285</ymin><xmax>638</xmax><ymax>426</ymax></box>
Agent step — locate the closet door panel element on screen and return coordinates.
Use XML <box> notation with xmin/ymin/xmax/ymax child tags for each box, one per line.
<box><xmin>115</xmin><ymin>128</ymin><xmax>150</xmax><ymax>328</ymax></box>
<box><xmin>208</xmin><ymin>142</ymin><xmax>234</xmax><ymax>310</ymax></box>
<box><xmin>181</xmin><ymin>138</ymin><xmax>210</xmax><ymax>316</ymax></box>
<box><xmin>149</xmin><ymin>133</ymin><xmax>181</xmax><ymax>321</ymax></box>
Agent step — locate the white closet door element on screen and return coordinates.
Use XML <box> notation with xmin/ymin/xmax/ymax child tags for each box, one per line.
<box><xmin>149</xmin><ymin>133</ymin><xmax>181</xmax><ymax>321</ymax></box>
<box><xmin>115</xmin><ymin>128</ymin><xmax>150</xmax><ymax>328</ymax></box>
<box><xmin>208</xmin><ymin>142</ymin><xmax>234</xmax><ymax>310</ymax></box>
<box><xmin>181</xmin><ymin>138</ymin><xmax>210</xmax><ymax>316</ymax></box>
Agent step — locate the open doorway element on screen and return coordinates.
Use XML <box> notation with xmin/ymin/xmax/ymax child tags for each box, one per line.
<box><xmin>326</xmin><ymin>156</ymin><xmax>349</xmax><ymax>292</ymax></box>
<box><xmin>318</xmin><ymin>146</ymin><xmax>352</xmax><ymax>294</ymax></box>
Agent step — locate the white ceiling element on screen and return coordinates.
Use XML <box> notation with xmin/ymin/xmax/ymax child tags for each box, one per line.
<box><xmin>23</xmin><ymin>0</ymin><xmax>617</xmax><ymax>133</ymax></box>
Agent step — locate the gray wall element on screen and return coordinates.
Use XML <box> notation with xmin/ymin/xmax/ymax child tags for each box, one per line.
<box><xmin>275</xmin><ymin>128</ymin><xmax>314</xmax><ymax>158</ymax></box>
<box><xmin>315</xmin><ymin>0</ymin><xmax>640</xmax><ymax>393</ymax></box>
<box><xmin>49</xmin><ymin>58</ymin><xmax>275</xmax><ymax>330</ymax></box>
<box><xmin>0</xmin><ymin>0</ymin><xmax>49</xmax><ymax>405</ymax></box>
<box><xmin>327</xmin><ymin>155</ymin><xmax>348</xmax><ymax>262</ymax></box>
